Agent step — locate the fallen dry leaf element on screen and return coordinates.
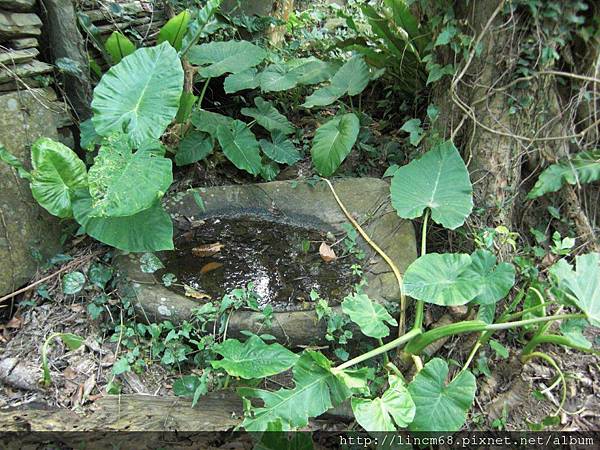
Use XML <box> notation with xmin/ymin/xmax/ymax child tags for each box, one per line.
<box><xmin>184</xmin><ymin>285</ymin><xmax>212</xmax><ymax>300</ymax></box>
<box><xmin>319</xmin><ymin>242</ymin><xmax>337</xmax><ymax>263</ymax></box>
<box><xmin>0</xmin><ymin>316</ymin><xmax>22</xmax><ymax>330</ymax></box>
<box><xmin>192</xmin><ymin>242</ymin><xmax>224</xmax><ymax>257</ymax></box>
<box><xmin>200</xmin><ymin>261</ymin><xmax>224</xmax><ymax>274</ymax></box>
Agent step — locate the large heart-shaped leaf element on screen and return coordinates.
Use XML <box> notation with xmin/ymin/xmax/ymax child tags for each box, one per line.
<box><xmin>188</xmin><ymin>40</ymin><xmax>266</xmax><ymax>78</ymax></box>
<box><xmin>311</xmin><ymin>113</ymin><xmax>359</xmax><ymax>177</ymax></box>
<box><xmin>404</xmin><ymin>253</ymin><xmax>480</xmax><ymax>306</ymax></box>
<box><xmin>241</xmin><ymin>97</ymin><xmax>294</xmax><ymax>135</ymax></box>
<box><xmin>87</xmin><ymin>136</ymin><xmax>172</xmax><ymax>217</ymax></box>
<box><xmin>92</xmin><ymin>43</ymin><xmax>184</xmax><ymax>146</ymax></box>
<box><xmin>303</xmin><ymin>56</ymin><xmax>369</xmax><ymax>108</ymax></box>
<box><xmin>157</xmin><ymin>10</ymin><xmax>191</xmax><ymax>51</ymax></box>
<box><xmin>560</xmin><ymin>319</ymin><xmax>592</xmax><ymax>349</ymax></box>
<box><xmin>463</xmin><ymin>249</ymin><xmax>515</xmax><ymax>305</ymax></box>
<box><xmin>72</xmin><ymin>189</ymin><xmax>173</xmax><ymax>252</ymax></box>
<box><xmin>260</xmin><ymin>132</ymin><xmax>301</xmax><ymax>165</ymax></box>
<box><xmin>30</xmin><ymin>138</ymin><xmax>88</xmax><ymax>218</ymax></box>
<box><xmin>550</xmin><ymin>253</ymin><xmax>600</xmax><ymax>327</ymax></box>
<box><xmin>408</xmin><ymin>358</ymin><xmax>476</xmax><ymax>431</ymax></box>
<box><xmin>104</xmin><ymin>31</ymin><xmax>136</xmax><ymax>64</ymax></box>
<box><xmin>352</xmin><ymin>374</ymin><xmax>415</xmax><ymax>431</ymax></box>
<box><xmin>288</xmin><ymin>57</ymin><xmax>338</xmax><ymax>85</ymax></box>
<box><xmin>342</xmin><ymin>293</ymin><xmax>397</xmax><ymax>339</ymax></box>
<box><xmin>211</xmin><ymin>335</ymin><xmax>299</xmax><ymax>379</ymax></box>
<box><xmin>224</xmin><ymin>68</ymin><xmax>259</xmax><ymax>93</ymax></box>
<box><xmin>217</xmin><ymin>120</ymin><xmax>262</xmax><ymax>175</ymax></box>
<box><xmin>258</xmin><ymin>64</ymin><xmax>301</xmax><ymax>92</ymax></box>
<box><xmin>175</xmin><ymin>131</ymin><xmax>214</xmax><ymax>166</ymax></box>
<box><xmin>191</xmin><ymin>109</ymin><xmax>233</xmax><ymax>136</ymax></box>
<box><xmin>390</xmin><ymin>140</ymin><xmax>473</xmax><ymax>230</ymax></box>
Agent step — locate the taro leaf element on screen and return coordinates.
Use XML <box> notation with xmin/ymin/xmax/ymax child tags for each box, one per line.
<box><xmin>157</xmin><ymin>10</ymin><xmax>191</xmax><ymax>51</ymax></box>
<box><xmin>528</xmin><ymin>150</ymin><xmax>600</xmax><ymax>199</ymax></box>
<box><xmin>87</xmin><ymin>135</ymin><xmax>172</xmax><ymax>217</ymax></box>
<box><xmin>190</xmin><ymin>109</ymin><xmax>233</xmax><ymax>136</ymax></box>
<box><xmin>404</xmin><ymin>253</ymin><xmax>480</xmax><ymax>306</ymax></box>
<box><xmin>175</xmin><ymin>92</ymin><xmax>198</xmax><ymax>124</ymax></box>
<box><xmin>550</xmin><ymin>253</ymin><xmax>600</xmax><ymax>327</ymax></box>
<box><xmin>211</xmin><ymin>335</ymin><xmax>299</xmax><ymax>379</ymax></box>
<box><xmin>408</xmin><ymin>358</ymin><xmax>476</xmax><ymax>432</ymax></box>
<box><xmin>175</xmin><ymin>131</ymin><xmax>214</xmax><ymax>166</ymax></box>
<box><xmin>216</xmin><ymin>120</ymin><xmax>262</xmax><ymax>176</ymax></box>
<box><xmin>463</xmin><ymin>249</ymin><xmax>515</xmax><ymax>305</ymax></box>
<box><xmin>0</xmin><ymin>144</ymin><xmax>31</xmax><ymax>180</ymax></box>
<box><xmin>30</xmin><ymin>138</ymin><xmax>88</xmax><ymax>219</ymax></box>
<box><xmin>241</xmin><ymin>97</ymin><xmax>294</xmax><ymax>135</ymax></box>
<box><xmin>254</xmin><ymin>425</ymin><xmax>315</xmax><ymax>450</ymax></box>
<box><xmin>188</xmin><ymin>40</ymin><xmax>266</xmax><ymax>78</ymax></box>
<box><xmin>351</xmin><ymin>374</ymin><xmax>415</xmax><ymax>431</ymax></box>
<box><xmin>104</xmin><ymin>31</ymin><xmax>136</xmax><ymax>64</ymax></box>
<box><xmin>92</xmin><ymin>42</ymin><xmax>184</xmax><ymax>146</ymax></box>
<box><xmin>341</xmin><ymin>293</ymin><xmax>397</xmax><ymax>339</ymax></box>
<box><xmin>260</xmin><ymin>132</ymin><xmax>301</xmax><ymax>165</ymax></box>
<box><xmin>477</xmin><ymin>303</ymin><xmax>496</xmax><ymax>324</ymax></box>
<box><xmin>335</xmin><ymin>367</ymin><xmax>370</xmax><ymax>396</ymax></box>
<box><xmin>311</xmin><ymin>113</ymin><xmax>359</xmax><ymax>177</ymax></box>
<box><xmin>288</xmin><ymin>57</ymin><xmax>338</xmax><ymax>85</ymax></box>
<box><xmin>560</xmin><ymin>319</ymin><xmax>592</xmax><ymax>349</ymax></box>
<box><xmin>303</xmin><ymin>56</ymin><xmax>369</xmax><ymax>108</ymax></box>
<box><xmin>72</xmin><ymin>189</ymin><xmax>173</xmax><ymax>252</ymax></box>
<box><xmin>390</xmin><ymin>140</ymin><xmax>473</xmax><ymax>230</ymax></box>
<box><xmin>259</xmin><ymin>64</ymin><xmax>301</xmax><ymax>92</ymax></box>
<box><xmin>239</xmin><ymin>351</ymin><xmax>351</xmax><ymax>431</ymax></box>
<box><xmin>80</xmin><ymin>119</ymin><xmax>101</xmax><ymax>151</ymax></box>
<box><xmin>383</xmin><ymin>164</ymin><xmax>400</xmax><ymax>178</ymax></box>
<box><xmin>224</xmin><ymin>68</ymin><xmax>259</xmax><ymax>93</ymax></box>
<box><xmin>140</xmin><ymin>253</ymin><xmax>164</xmax><ymax>273</ymax></box>
<box><xmin>88</xmin><ymin>263</ymin><xmax>113</xmax><ymax>289</ymax></box>
<box><xmin>260</xmin><ymin>161</ymin><xmax>280</xmax><ymax>181</ymax></box>
<box><xmin>180</xmin><ymin>0</ymin><xmax>221</xmax><ymax>55</ymax></box>
<box><xmin>173</xmin><ymin>373</ymin><xmax>209</xmax><ymax>406</ymax></box>
<box><xmin>62</xmin><ymin>271</ymin><xmax>86</xmax><ymax>294</ymax></box>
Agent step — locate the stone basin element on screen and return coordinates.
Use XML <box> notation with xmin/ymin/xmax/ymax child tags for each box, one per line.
<box><xmin>115</xmin><ymin>178</ymin><xmax>416</xmax><ymax>346</ymax></box>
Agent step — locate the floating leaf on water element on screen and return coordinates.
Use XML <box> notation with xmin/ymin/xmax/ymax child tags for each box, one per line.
<box><xmin>192</xmin><ymin>242</ymin><xmax>224</xmax><ymax>257</ymax></box>
<box><xmin>200</xmin><ymin>261</ymin><xmax>224</xmax><ymax>274</ymax></box>
<box><xmin>319</xmin><ymin>242</ymin><xmax>337</xmax><ymax>262</ymax></box>
<box><xmin>184</xmin><ymin>284</ymin><xmax>211</xmax><ymax>300</ymax></box>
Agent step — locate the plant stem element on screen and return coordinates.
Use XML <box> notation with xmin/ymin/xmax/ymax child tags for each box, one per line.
<box><xmin>333</xmin><ymin>328</ymin><xmax>422</xmax><ymax>372</ymax></box>
<box><xmin>521</xmin><ymin>351</ymin><xmax>565</xmax><ymax>415</ymax></box>
<box><xmin>378</xmin><ymin>338</ymin><xmax>389</xmax><ymax>365</ymax></box>
<box><xmin>197</xmin><ymin>77</ymin><xmax>211</xmax><ymax>110</ymax></box>
<box><xmin>412</xmin><ymin>210</ymin><xmax>429</xmax><ymax>332</ymax></box>
<box><xmin>522</xmin><ymin>334</ymin><xmax>600</xmax><ymax>356</ymax></box>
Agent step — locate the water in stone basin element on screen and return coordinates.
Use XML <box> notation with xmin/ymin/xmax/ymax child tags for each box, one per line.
<box><xmin>157</xmin><ymin>216</ymin><xmax>359</xmax><ymax>311</ymax></box>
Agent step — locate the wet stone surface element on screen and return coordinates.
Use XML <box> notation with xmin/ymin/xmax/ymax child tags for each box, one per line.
<box><xmin>157</xmin><ymin>216</ymin><xmax>359</xmax><ymax>311</ymax></box>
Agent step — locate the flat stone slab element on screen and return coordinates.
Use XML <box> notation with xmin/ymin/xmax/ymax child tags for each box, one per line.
<box><xmin>116</xmin><ymin>178</ymin><xmax>416</xmax><ymax>346</ymax></box>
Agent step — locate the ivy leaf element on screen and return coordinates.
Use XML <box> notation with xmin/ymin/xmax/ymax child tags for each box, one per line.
<box><xmin>29</xmin><ymin>138</ymin><xmax>88</xmax><ymax>219</ymax></box>
<box><xmin>157</xmin><ymin>10</ymin><xmax>191</xmax><ymax>51</ymax></box>
<box><xmin>239</xmin><ymin>351</ymin><xmax>351</xmax><ymax>431</ymax></box>
<box><xmin>342</xmin><ymin>293</ymin><xmax>397</xmax><ymax>339</ymax></box>
<box><xmin>211</xmin><ymin>335</ymin><xmax>299</xmax><ymax>379</ymax></box>
<box><xmin>550</xmin><ymin>253</ymin><xmax>600</xmax><ymax>327</ymax></box>
<box><xmin>404</xmin><ymin>253</ymin><xmax>480</xmax><ymax>306</ymax></box>
<box><xmin>528</xmin><ymin>150</ymin><xmax>600</xmax><ymax>199</ymax></box>
<box><xmin>104</xmin><ymin>31</ymin><xmax>136</xmax><ymax>64</ymax></box>
<box><xmin>241</xmin><ymin>97</ymin><xmax>294</xmax><ymax>135</ymax></box>
<box><xmin>434</xmin><ymin>25</ymin><xmax>458</xmax><ymax>47</ymax></box>
<box><xmin>188</xmin><ymin>40</ymin><xmax>266</xmax><ymax>78</ymax></box>
<box><xmin>140</xmin><ymin>253</ymin><xmax>164</xmax><ymax>273</ymax></box>
<box><xmin>390</xmin><ymin>140</ymin><xmax>473</xmax><ymax>230</ymax></box>
<box><xmin>463</xmin><ymin>249</ymin><xmax>515</xmax><ymax>305</ymax></box>
<box><xmin>400</xmin><ymin>118</ymin><xmax>423</xmax><ymax>146</ymax></box>
<box><xmin>92</xmin><ymin>43</ymin><xmax>184</xmax><ymax>146</ymax></box>
<box><xmin>216</xmin><ymin>120</ymin><xmax>262</xmax><ymax>176</ymax></box>
<box><xmin>259</xmin><ymin>132</ymin><xmax>301</xmax><ymax>165</ymax></box>
<box><xmin>311</xmin><ymin>113</ymin><xmax>360</xmax><ymax>177</ymax></box>
<box><xmin>87</xmin><ymin>135</ymin><xmax>172</xmax><ymax>217</ymax></box>
<box><xmin>62</xmin><ymin>271</ymin><xmax>86</xmax><ymax>295</ymax></box>
<box><xmin>426</xmin><ymin>63</ymin><xmax>454</xmax><ymax>85</ymax></box>
<box><xmin>223</xmin><ymin>68</ymin><xmax>259</xmax><ymax>93</ymax></box>
<box><xmin>408</xmin><ymin>358</ymin><xmax>476</xmax><ymax>431</ymax></box>
<box><xmin>351</xmin><ymin>374</ymin><xmax>415</xmax><ymax>431</ymax></box>
<box><xmin>560</xmin><ymin>319</ymin><xmax>592</xmax><ymax>349</ymax></box>
<box><xmin>259</xmin><ymin>64</ymin><xmax>301</xmax><ymax>92</ymax></box>
<box><xmin>190</xmin><ymin>109</ymin><xmax>233</xmax><ymax>136</ymax></box>
<box><xmin>112</xmin><ymin>357</ymin><xmax>131</xmax><ymax>375</ymax></box>
<box><xmin>175</xmin><ymin>131</ymin><xmax>214</xmax><ymax>166</ymax></box>
<box><xmin>88</xmin><ymin>263</ymin><xmax>113</xmax><ymax>289</ymax></box>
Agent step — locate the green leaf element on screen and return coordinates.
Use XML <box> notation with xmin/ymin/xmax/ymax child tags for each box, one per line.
<box><xmin>80</xmin><ymin>119</ymin><xmax>101</xmax><ymax>151</ymax></box>
<box><xmin>87</xmin><ymin>135</ymin><xmax>172</xmax><ymax>217</ymax></box>
<box><xmin>241</xmin><ymin>97</ymin><xmax>294</xmax><ymax>135</ymax></box>
<box><xmin>341</xmin><ymin>293</ymin><xmax>397</xmax><ymax>339</ymax></box>
<box><xmin>88</xmin><ymin>263</ymin><xmax>113</xmax><ymax>289</ymax></box>
<box><xmin>404</xmin><ymin>253</ymin><xmax>480</xmax><ymax>306</ymax></box>
<box><xmin>352</xmin><ymin>374</ymin><xmax>415</xmax><ymax>431</ymax></box>
<box><xmin>426</xmin><ymin>63</ymin><xmax>454</xmax><ymax>85</ymax></box>
<box><xmin>157</xmin><ymin>10</ymin><xmax>191</xmax><ymax>51</ymax></box>
<box><xmin>489</xmin><ymin>339</ymin><xmax>509</xmax><ymax>359</ymax></box>
<box><xmin>175</xmin><ymin>92</ymin><xmax>198</xmax><ymax>124</ymax></box>
<box><xmin>259</xmin><ymin>132</ymin><xmax>301</xmax><ymax>165</ymax></box>
<box><xmin>400</xmin><ymin>118</ymin><xmax>423</xmax><ymax>146</ymax></box>
<box><xmin>60</xmin><ymin>333</ymin><xmax>85</xmax><ymax>350</ymax></box>
<box><xmin>434</xmin><ymin>25</ymin><xmax>458</xmax><ymax>47</ymax></box>
<box><xmin>180</xmin><ymin>0</ymin><xmax>222</xmax><ymax>55</ymax></box>
<box><xmin>0</xmin><ymin>144</ymin><xmax>31</xmax><ymax>180</ymax></box>
<box><xmin>239</xmin><ymin>351</ymin><xmax>351</xmax><ymax>431</ymax></box>
<box><xmin>175</xmin><ymin>131</ymin><xmax>214</xmax><ymax>166</ymax></box>
<box><xmin>550</xmin><ymin>253</ymin><xmax>600</xmax><ymax>327</ymax></box>
<box><xmin>173</xmin><ymin>373</ymin><xmax>209</xmax><ymax>406</ymax></box>
<box><xmin>73</xmin><ymin>189</ymin><xmax>174</xmax><ymax>252</ymax></box>
<box><xmin>335</xmin><ymin>367</ymin><xmax>370</xmax><ymax>395</ymax></box>
<box><xmin>30</xmin><ymin>138</ymin><xmax>88</xmax><ymax>218</ymax></box>
<box><xmin>104</xmin><ymin>31</ymin><xmax>136</xmax><ymax>64</ymax></box>
<box><xmin>255</xmin><ymin>425</ymin><xmax>315</xmax><ymax>450</ymax></box>
<box><xmin>140</xmin><ymin>253</ymin><xmax>164</xmax><ymax>273</ymax></box>
<box><xmin>258</xmin><ymin>64</ymin><xmax>301</xmax><ymax>92</ymax></box>
<box><xmin>260</xmin><ymin>160</ymin><xmax>280</xmax><ymax>181</ymax></box>
<box><xmin>408</xmin><ymin>358</ymin><xmax>476</xmax><ymax>431</ymax></box>
<box><xmin>216</xmin><ymin>120</ymin><xmax>262</xmax><ymax>176</ymax></box>
<box><xmin>211</xmin><ymin>335</ymin><xmax>299</xmax><ymax>379</ymax></box>
<box><xmin>383</xmin><ymin>164</ymin><xmax>399</xmax><ymax>178</ymax></box>
<box><xmin>560</xmin><ymin>319</ymin><xmax>592</xmax><ymax>349</ymax></box>
<box><xmin>62</xmin><ymin>271</ymin><xmax>86</xmax><ymax>295</ymax></box>
<box><xmin>528</xmin><ymin>150</ymin><xmax>600</xmax><ymax>199</ymax></box>
<box><xmin>303</xmin><ymin>56</ymin><xmax>369</xmax><ymax>108</ymax></box>
<box><xmin>463</xmin><ymin>249</ymin><xmax>515</xmax><ymax>305</ymax></box>
<box><xmin>477</xmin><ymin>303</ymin><xmax>496</xmax><ymax>324</ymax></box>
<box><xmin>188</xmin><ymin>40</ymin><xmax>266</xmax><ymax>78</ymax></box>
<box><xmin>288</xmin><ymin>57</ymin><xmax>338</xmax><ymax>85</ymax></box>
<box><xmin>311</xmin><ymin>113</ymin><xmax>359</xmax><ymax>177</ymax></box>
<box><xmin>92</xmin><ymin>42</ymin><xmax>184</xmax><ymax>146</ymax></box>
<box><xmin>223</xmin><ymin>68</ymin><xmax>259</xmax><ymax>93</ymax></box>
<box><xmin>112</xmin><ymin>357</ymin><xmax>130</xmax><ymax>375</ymax></box>
<box><xmin>390</xmin><ymin>140</ymin><xmax>473</xmax><ymax>229</ymax></box>
<box><xmin>190</xmin><ymin>109</ymin><xmax>233</xmax><ymax>136</ymax></box>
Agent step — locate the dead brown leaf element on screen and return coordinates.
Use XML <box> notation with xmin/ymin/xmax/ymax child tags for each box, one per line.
<box><xmin>319</xmin><ymin>242</ymin><xmax>337</xmax><ymax>263</ymax></box>
<box><xmin>192</xmin><ymin>242</ymin><xmax>224</xmax><ymax>257</ymax></box>
<box><xmin>184</xmin><ymin>285</ymin><xmax>211</xmax><ymax>300</ymax></box>
<box><xmin>200</xmin><ymin>261</ymin><xmax>224</xmax><ymax>274</ymax></box>
<box><xmin>0</xmin><ymin>316</ymin><xmax>22</xmax><ymax>330</ymax></box>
